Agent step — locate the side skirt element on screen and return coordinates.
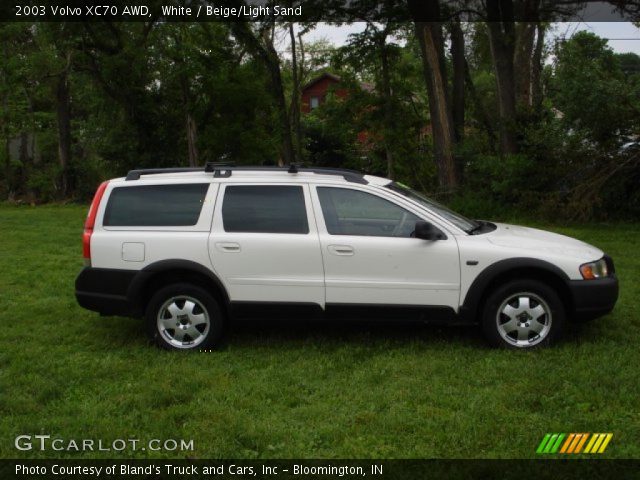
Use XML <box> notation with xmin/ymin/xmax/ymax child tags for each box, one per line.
<box><xmin>229</xmin><ymin>302</ymin><xmax>465</xmax><ymax>324</ymax></box>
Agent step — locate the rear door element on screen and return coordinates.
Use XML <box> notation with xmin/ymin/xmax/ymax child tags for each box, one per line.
<box><xmin>208</xmin><ymin>183</ymin><xmax>325</xmax><ymax>306</ymax></box>
<box><xmin>310</xmin><ymin>185</ymin><xmax>460</xmax><ymax>312</ymax></box>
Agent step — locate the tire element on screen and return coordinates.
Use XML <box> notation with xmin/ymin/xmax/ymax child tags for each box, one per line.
<box><xmin>481</xmin><ymin>279</ymin><xmax>565</xmax><ymax>349</ymax></box>
<box><xmin>146</xmin><ymin>283</ymin><xmax>224</xmax><ymax>351</ymax></box>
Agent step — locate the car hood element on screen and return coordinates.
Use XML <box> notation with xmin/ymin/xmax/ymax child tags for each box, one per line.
<box><xmin>486</xmin><ymin>222</ymin><xmax>603</xmax><ymax>261</ymax></box>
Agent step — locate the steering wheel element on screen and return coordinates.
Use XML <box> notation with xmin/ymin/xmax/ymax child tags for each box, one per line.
<box><xmin>391</xmin><ymin>212</ymin><xmax>410</xmax><ymax>237</ymax></box>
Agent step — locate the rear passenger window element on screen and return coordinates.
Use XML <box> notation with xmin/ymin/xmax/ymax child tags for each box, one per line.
<box><xmin>222</xmin><ymin>186</ymin><xmax>309</xmax><ymax>234</ymax></box>
<box><xmin>103</xmin><ymin>184</ymin><xmax>209</xmax><ymax>227</ymax></box>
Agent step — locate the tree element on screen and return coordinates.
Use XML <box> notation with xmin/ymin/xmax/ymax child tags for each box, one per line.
<box><xmin>485</xmin><ymin>0</ymin><xmax>518</xmax><ymax>155</ymax></box>
<box><xmin>414</xmin><ymin>19</ymin><xmax>458</xmax><ymax>189</ymax></box>
<box><xmin>229</xmin><ymin>22</ymin><xmax>294</xmax><ymax>166</ymax></box>
<box><xmin>449</xmin><ymin>17</ymin><xmax>466</xmax><ymax>144</ymax></box>
<box><xmin>551</xmin><ymin>31</ymin><xmax>638</xmax><ymax>145</ymax></box>
<box><xmin>336</xmin><ymin>21</ymin><xmax>406</xmax><ymax>179</ymax></box>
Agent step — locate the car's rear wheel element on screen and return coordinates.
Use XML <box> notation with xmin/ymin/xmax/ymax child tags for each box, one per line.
<box><xmin>146</xmin><ymin>283</ymin><xmax>224</xmax><ymax>351</ymax></box>
<box><xmin>482</xmin><ymin>279</ymin><xmax>565</xmax><ymax>349</ymax></box>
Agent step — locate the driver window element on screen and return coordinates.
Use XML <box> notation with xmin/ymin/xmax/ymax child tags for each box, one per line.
<box><xmin>317</xmin><ymin>187</ymin><xmax>421</xmax><ymax>237</ymax></box>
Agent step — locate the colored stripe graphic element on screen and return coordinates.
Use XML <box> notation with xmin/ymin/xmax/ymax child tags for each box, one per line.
<box><xmin>538</xmin><ymin>433</ymin><xmax>612</xmax><ymax>454</ymax></box>
<box><xmin>598</xmin><ymin>433</ymin><xmax>613</xmax><ymax>453</ymax></box>
<box><xmin>536</xmin><ymin>433</ymin><xmax>552</xmax><ymax>454</ymax></box>
<box><xmin>544</xmin><ymin>434</ymin><xmax>560</xmax><ymax>453</ymax></box>
<box><xmin>567</xmin><ymin>434</ymin><xmax>582</xmax><ymax>453</ymax></box>
<box><xmin>560</xmin><ymin>433</ymin><xmax>575</xmax><ymax>453</ymax></box>
<box><xmin>550</xmin><ymin>433</ymin><xmax>565</xmax><ymax>453</ymax></box>
<box><xmin>574</xmin><ymin>433</ymin><xmax>589</xmax><ymax>453</ymax></box>
<box><xmin>591</xmin><ymin>434</ymin><xmax>606</xmax><ymax>453</ymax></box>
<box><xmin>584</xmin><ymin>434</ymin><xmax>597</xmax><ymax>453</ymax></box>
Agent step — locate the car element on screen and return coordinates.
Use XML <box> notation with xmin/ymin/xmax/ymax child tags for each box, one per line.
<box><xmin>75</xmin><ymin>164</ymin><xmax>619</xmax><ymax>351</ymax></box>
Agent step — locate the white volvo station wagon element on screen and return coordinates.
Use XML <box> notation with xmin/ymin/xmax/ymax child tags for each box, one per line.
<box><xmin>75</xmin><ymin>164</ymin><xmax>618</xmax><ymax>350</ymax></box>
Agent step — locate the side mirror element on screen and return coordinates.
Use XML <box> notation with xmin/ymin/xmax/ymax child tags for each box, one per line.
<box><xmin>414</xmin><ymin>220</ymin><xmax>447</xmax><ymax>241</ymax></box>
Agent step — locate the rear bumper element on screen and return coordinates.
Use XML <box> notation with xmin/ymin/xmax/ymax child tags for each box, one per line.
<box><xmin>75</xmin><ymin>267</ymin><xmax>141</xmax><ymax>317</ymax></box>
<box><xmin>568</xmin><ymin>276</ymin><xmax>619</xmax><ymax>321</ymax></box>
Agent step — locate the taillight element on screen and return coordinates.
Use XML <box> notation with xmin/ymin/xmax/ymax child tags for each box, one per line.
<box><xmin>83</xmin><ymin>181</ymin><xmax>109</xmax><ymax>262</ymax></box>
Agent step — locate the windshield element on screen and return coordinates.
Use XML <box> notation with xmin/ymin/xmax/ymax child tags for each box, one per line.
<box><xmin>386</xmin><ymin>183</ymin><xmax>479</xmax><ymax>233</ymax></box>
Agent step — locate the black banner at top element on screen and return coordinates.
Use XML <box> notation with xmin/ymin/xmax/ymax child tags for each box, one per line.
<box><xmin>1</xmin><ymin>0</ymin><xmax>639</xmax><ymax>23</ymax></box>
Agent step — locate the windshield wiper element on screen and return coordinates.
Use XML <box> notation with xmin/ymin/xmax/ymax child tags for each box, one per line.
<box><xmin>466</xmin><ymin>222</ymin><xmax>484</xmax><ymax>235</ymax></box>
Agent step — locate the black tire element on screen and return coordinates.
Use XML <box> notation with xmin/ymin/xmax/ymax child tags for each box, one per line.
<box><xmin>145</xmin><ymin>283</ymin><xmax>224</xmax><ymax>351</ymax></box>
<box><xmin>481</xmin><ymin>279</ymin><xmax>565</xmax><ymax>349</ymax></box>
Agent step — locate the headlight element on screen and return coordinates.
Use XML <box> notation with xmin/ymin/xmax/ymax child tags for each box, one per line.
<box><xmin>580</xmin><ymin>258</ymin><xmax>609</xmax><ymax>280</ymax></box>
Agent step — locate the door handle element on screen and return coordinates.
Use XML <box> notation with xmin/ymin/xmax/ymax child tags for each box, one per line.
<box><xmin>215</xmin><ymin>242</ymin><xmax>241</xmax><ymax>252</ymax></box>
<box><xmin>328</xmin><ymin>245</ymin><xmax>354</xmax><ymax>256</ymax></box>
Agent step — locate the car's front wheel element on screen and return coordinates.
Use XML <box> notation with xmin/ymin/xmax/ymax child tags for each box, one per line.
<box><xmin>482</xmin><ymin>279</ymin><xmax>565</xmax><ymax>349</ymax></box>
<box><xmin>146</xmin><ymin>283</ymin><xmax>224</xmax><ymax>351</ymax></box>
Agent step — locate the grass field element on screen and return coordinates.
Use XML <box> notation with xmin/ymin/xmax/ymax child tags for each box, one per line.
<box><xmin>0</xmin><ymin>203</ymin><xmax>638</xmax><ymax>459</ymax></box>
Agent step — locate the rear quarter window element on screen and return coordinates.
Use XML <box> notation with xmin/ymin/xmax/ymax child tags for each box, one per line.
<box><xmin>103</xmin><ymin>184</ymin><xmax>210</xmax><ymax>227</ymax></box>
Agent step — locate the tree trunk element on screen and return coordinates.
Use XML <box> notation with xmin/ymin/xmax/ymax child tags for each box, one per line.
<box><xmin>415</xmin><ymin>21</ymin><xmax>458</xmax><ymax>190</ymax></box>
<box><xmin>450</xmin><ymin>18</ymin><xmax>465</xmax><ymax>144</ymax></box>
<box><xmin>185</xmin><ymin>111</ymin><xmax>198</xmax><ymax>167</ymax></box>
<box><xmin>3</xmin><ymin>136</ymin><xmax>8</xmax><ymax>195</ymax></box>
<box><xmin>464</xmin><ymin>58</ymin><xmax>497</xmax><ymax>149</ymax></box>
<box><xmin>230</xmin><ymin>23</ymin><xmax>294</xmax><ymax>166</ymax></box>
<box><xmin>1</xmin><ymin>43</ymin><xmax>10</xmax><ymax>195</ymax></box>
<box><xmin>289</xmin><ymin>23</ymin><xmax>303</xmax><ymax>164</ymax></box>
<box><xmin>18</xmin><ymin>132</ymin><xmax>29</xmax><ymax>199</ymax></box>
<box><xmin>378</xmin><ymin>33</ymin><xmax>395</xmax><ymax>180</ymax></box>
<box><xmin>173</xmin><ymin>29</ymin><xmax>199</xmax><ymax>168</ymax></box>
<box><xmin>262</xmin><ymin>28</ymin><xmax>294</xmax><ymax>166</ymax></box>
<box><xmin>514</xmin><ymin>21</ymin><xmax>536</xmax><ymax>109</ymax></box>
<box><xmin>297</xmin><ymin>31</ymin><xmax>306</xmax><ymax>85</ymax></box>
<box><xmin>531</xmin><ymin>23</ymin><xmax>546</xmax><ymax>112</ymax></box>
<box><xmin>55</xmin><ymin>66</ymin><xmax>72</xmax><ymax>197</ymax></box>
<box><xmin>180</xmin><ymin>76</ymin><xmax>199</xmax><ymax>167</ymax></box>
<box><xmin>23</xmin><ymin>86</ymin><xmax>38</xmax><ymax>201</ymax></box>
<box><xmin>486</xmin><ymin>0</ymin><xmax>518</xmax><ymax>155</ymax></box>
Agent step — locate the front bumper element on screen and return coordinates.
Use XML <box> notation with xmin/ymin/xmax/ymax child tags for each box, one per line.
<box><xmin>568</xmin><ymin>276</ymin><xmax>619</xmax><ymax>321</ymax></box>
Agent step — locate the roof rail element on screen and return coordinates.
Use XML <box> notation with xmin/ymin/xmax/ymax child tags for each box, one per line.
<box><xmin>204</xmin><ymin>161</ymin><xmax>236</xmax><ymax>172</ymax></box>
<box><xmin>212</xmin><ymin>165</ymin><xmax>369</xmax><ymax>184</ymax></box>
<box><xmin>125</xmin><ymin>167</ymin><xmax>200</xmax><ymax>181</ymax></box>
<box><xmin>124</xmin><ymin>164</ymin><xmax>369</xmax><ymax>184</ymax></box>
<box><xmin>125</xmin><ymin>161</ymin><xmax>235</xmax><ymax>180</ymax></box>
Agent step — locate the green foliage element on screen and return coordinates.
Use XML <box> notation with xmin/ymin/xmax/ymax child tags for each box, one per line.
<box><xmin>550</xmin><ymin>32</ymin><xmax>638</xmax><ymax>146</ymax></box>
<box><xmin>303</xmin><ymin>108</ymin><xmax>360</xmax><ymax>168</ymax></box>
<box><xmin>0</xmin><ymin>22</ymin><xmax>281</xmax><ymax>201</ymax></box>
<box><xmin>313</xmin><ymin>24</ymin><xmax>429</xmax><ymax>183</ymax></box>
<box><xmin>463</xmin><ymin>154</ymin><xmax>537</xmax><ymax>206</ymax></box>
<box><xmin>0</xmin><ymin>22</ymin><xmax>638</xmax><ymax>220</ymax></box>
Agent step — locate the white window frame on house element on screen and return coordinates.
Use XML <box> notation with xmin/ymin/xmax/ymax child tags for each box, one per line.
<box><xmin>310</xmin><ymin>96</ymin><xmax>320</xmax><ymax>109</ymax></box>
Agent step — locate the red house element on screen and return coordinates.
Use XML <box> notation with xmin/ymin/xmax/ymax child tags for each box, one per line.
<box><xmin>300</xmin><ymin>73</ymin><xmax>376</xmax><ymax>147</ymax></box>
<box><xmin>301</xmin><ymin>73</ymin><xmax>344</xmax><ymax>113</ymax></box>
<box><xmin>301</xmin><ymin>72</ymin><xmax>373</xmax><ymax>114</ymax></box>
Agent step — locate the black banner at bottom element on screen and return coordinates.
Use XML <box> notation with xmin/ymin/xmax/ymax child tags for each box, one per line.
<box><xmin>2</xmin><ymin>459</ymin><xmax>640</xmax><ymax>480</ymax></box>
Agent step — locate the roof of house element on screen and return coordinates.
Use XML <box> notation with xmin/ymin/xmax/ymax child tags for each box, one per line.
<box><xmin>301</xmin><ymin>72</ymin><xmax>342</xmax><ymax>91</ymax></box>
<box><xmin>302</xmin><ymin>72</ymin><xmax>375</xmax><ymax>94</ymax></box>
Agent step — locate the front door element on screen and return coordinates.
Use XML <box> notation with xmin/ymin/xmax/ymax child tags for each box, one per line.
<box><xmin>310</xmin><ymin>185</ymin><xmax>460</xmax><ymax>313</ymax></box>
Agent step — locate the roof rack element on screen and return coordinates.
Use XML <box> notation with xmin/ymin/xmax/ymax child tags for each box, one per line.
<box><xmin>211</xmin><ymin>165</ymin><xmax>368</xmax><ymax>184</ymax></box>
<box><xmin>125</xmin><ymin>162</ymin><xmax>235</xmax><ymax>181</ymax></box>
<box><xmin>124</xmin><ymin>163</ymin><xmax>368</xmax><ymax>184</ymax></box>
<box><xmin>125</xmin><ymin>167</ymin><xmax>199</xmax><ymax>181</ymax></box>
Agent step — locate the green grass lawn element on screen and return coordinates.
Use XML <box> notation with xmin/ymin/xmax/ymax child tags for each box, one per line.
<box><xmin>0</xmin><ymin>204</ymin><xmax>638</xmax><ymax>459</ymax></box>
